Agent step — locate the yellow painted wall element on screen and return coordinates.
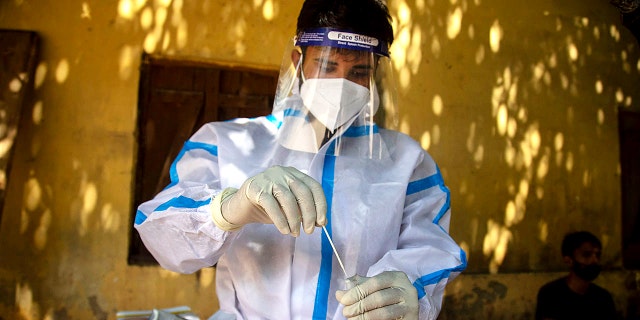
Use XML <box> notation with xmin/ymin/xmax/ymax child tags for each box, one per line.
<box><xmin>0</xmin><ymin>0</ymin><xmax>638</xmax><ymax>319</ymax></box>
<box><xmin>399</xmin><ymin>0</ymin><xmax>638</xmax><ymax>274</ymax></box>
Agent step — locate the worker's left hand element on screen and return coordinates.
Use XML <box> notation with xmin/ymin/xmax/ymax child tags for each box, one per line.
<box><xmin>336</xmin><ymin>271</ymin><xmax>419</xmax><ymax>320</ymax></box>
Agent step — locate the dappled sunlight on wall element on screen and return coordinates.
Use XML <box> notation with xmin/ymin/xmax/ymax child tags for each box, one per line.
<box><xmin>16</xmin><ymin>282</ymin><xmax>40</xmax><ymax>320</ymax></box>
<box><xmin>390</xmin><ymin>1</ymin><xmax>425</xmax><ymax>91</ymax></box>
<box><xmin>483</xmin><ymin>219</ymin><xmax>512</xmax><ymax>273</ymax></box>
<box><xmin>54</xmin><ymin>59</ymin><xmax>69</xmax><ymax>84</ymax></box>
<box><xmin>489</xmin><ymin>20</ymin><xmax>504</xmax><ymax>53</ymax></box>
<box><xmin>117</xmin><ymin>0</ymin><xmax>189</xmax><ymax>54</ymax></box>
<box><xmin>387</xmin><ymin>0</ymin><xmax>640</xmax><ymax>273</ymax></box>
<box><xmin>19</xmin><ymin>161</ymin><xmax>126</xmax><ymax>247</ymax></box>
<box><xmin>115</xmin><ymin>0</ymin><xmax>284</xmax><ymax>65</ymax></box>
<box><xmin>24</xmin><ymin>184</ymin><xmax>47</xmax><ymax>250</ymax></box>
<box><xmin>15</xmin><ymin>175</ymin><xmax>54</xmax><ymax>319</ymax></box>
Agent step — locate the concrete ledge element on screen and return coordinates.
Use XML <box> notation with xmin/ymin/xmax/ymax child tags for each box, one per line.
<box><xmin>439</xmin><ymin>270</ymin><xmax>640</xmax><ymax>319</ymax></box>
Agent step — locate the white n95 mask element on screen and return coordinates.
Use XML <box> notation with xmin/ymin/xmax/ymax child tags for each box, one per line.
<box><xmin>300</xmin><ymin>78</ymin><xmax>373</xmax><ymax>131</ymax></box>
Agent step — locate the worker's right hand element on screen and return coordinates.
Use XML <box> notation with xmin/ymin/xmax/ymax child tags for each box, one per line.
<box><xmin>218</xmin><ymin>166</ymin><xmax>327</xmax><ymax>236</ymax></box>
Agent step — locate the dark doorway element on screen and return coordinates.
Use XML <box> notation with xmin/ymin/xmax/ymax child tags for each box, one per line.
<box><xmin>619</xmin><ymin>107</ymin><xmax>640</xmax><ymax>269</ymax></box>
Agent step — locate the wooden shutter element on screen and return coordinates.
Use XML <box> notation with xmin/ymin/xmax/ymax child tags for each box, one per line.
<box><xmin>129</xmin><ymin>53</ymin><xmax>278</xmax><ymax>265</ymax></box>
<box><xmin>0</xmin><ymin>30</ymin><xmax>39</xmax><ymax>225</ymax></box>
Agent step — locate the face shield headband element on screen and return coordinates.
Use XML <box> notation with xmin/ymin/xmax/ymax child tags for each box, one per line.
<box><xmin>294</xmin><ymin>28</ymin><xmax>389</xmax><ymax>57</ymax></box>
<box><xmin>272</xmin><ymin>28</ymin><xmax>398</xmax><ymax>159</ymax></box>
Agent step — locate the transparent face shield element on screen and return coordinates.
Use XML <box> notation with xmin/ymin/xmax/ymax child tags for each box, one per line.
<box><xmin>273</xmin><ymin>28</ymin><xmax>398</xmax><ymax>159</ymax></box>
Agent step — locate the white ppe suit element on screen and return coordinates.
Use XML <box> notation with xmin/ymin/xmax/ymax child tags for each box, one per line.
<box><xmin>134</xmin><ymin>100</ymin><xmax>467</xmax><ymax>319</ymax></box>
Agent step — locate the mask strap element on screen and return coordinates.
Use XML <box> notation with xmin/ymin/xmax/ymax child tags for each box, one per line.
<box><xmin>298</xmin><ymin>53</ymin><xmax>306</xmax><ymax>83</ymax></box>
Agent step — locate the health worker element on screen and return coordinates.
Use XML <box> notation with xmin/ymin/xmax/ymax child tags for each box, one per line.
<box><xmin>134</xmin><ymin>0</ymin><xmax>467</xmax><ymax>319</ymax></box>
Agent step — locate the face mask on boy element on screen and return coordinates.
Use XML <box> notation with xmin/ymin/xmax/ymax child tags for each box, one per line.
<box><xmin>572</xmin><ymin>262</ymin><xmax>602</xmax><ymax>281</ymax></box>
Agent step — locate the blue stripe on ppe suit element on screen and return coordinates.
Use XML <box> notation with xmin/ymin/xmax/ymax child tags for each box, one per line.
<box><xmin>313</xmin><ymin>141</ymin><xmax>337</xmax><ymax>319</ymax></box>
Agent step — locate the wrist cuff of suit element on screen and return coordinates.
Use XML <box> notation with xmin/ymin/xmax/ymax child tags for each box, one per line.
<box><xmin>211</xmin><ymin>187</ymin><xmax>241</xmax><ymax>231</ymax></box>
